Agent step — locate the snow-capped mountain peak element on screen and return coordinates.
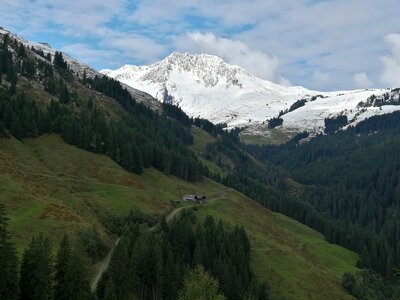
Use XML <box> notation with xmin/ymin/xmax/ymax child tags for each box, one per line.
<box><xmin>102</xmin><ymin>52</ymin><xmax>400</xmax><ymax>140</ymax></box>
<box><xmin>104</xmin><ymin>52</ymin><xmax>253</xmax><ymax>89</ymax></box>
<box><xmin>144</xmin><ymin>52</ymin><xmax>251</xmax><ymax>87</ymax></box>
<box><xmin>101</xmin><ymin>52</ymin><xmax>313</xmax><ymax>126</ymax></box>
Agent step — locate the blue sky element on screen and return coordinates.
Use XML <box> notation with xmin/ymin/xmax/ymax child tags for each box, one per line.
<box><xmin>1</xmin><ymin>0</ymin><xmax>400</xmax><ymax>90</ymax></box>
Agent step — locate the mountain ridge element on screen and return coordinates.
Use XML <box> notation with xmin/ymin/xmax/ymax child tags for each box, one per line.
<box><xmin>0</xmin><ymin>27</ymin><xmax>163</xmax><ymax>111</ymax></box>
<box><xmin>102</xmin><ymin>52</ymin><xmax>399</xmax><ymax>140</ymax></box>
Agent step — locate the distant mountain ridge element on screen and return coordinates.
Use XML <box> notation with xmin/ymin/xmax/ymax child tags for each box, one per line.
<box><xmin>102</xmin><ymin>52</ymin><xmax>400</xmax><ymax>138</ymax></box>
<box><xmin>0</xmin><ymin>28</ymin><xmax>162</xmax><ymax>111</ymax></box>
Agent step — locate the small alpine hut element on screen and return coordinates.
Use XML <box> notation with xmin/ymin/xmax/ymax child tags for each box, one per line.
<box><xmin>182</xmin><ymin>194</ymin><xmax>207</xmax><ymax>204</ymax></box>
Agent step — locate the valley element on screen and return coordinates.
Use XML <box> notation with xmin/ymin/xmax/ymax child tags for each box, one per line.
<box><xmin>0</xmin><ymin>27</ymin><xmax>399</xmax><ymax>299</ymax></box>
<box><xmin>1</xmin><ymin>134</ymin><xmax>357</xmax><ymax>299</ymax></box>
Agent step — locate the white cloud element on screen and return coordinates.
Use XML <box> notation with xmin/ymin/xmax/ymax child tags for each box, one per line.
<box><xmin>178</xmin><ymin>32</ymin><xmax>285</xmax><ymax>84</ymax></box>
<box><xmin>353</xmin><ymin>72</ymin><xmax>373</xmax><ymax>88</ymax></box>
<box><xmin>380</xmin><ymin>34</ymin><xmax>400</xmax><ymax>87</ymax></box>
<box><xmin>103</xmin><ymin>35</ymin><xmax>167</xmax><ymax>63</ymax></box>
<box><xmin>2</xmin><ymin>0</ymin><xmax>400</xmax><ymax>89</ymax></box>
<box><xmin>61</xmin><ymin>43</ymin><xmax>120</xmax><ymax>67</ymax></box>
<box><xmin>313</xmin><ymin>70</ymin><xmax>330</xmax><ymax>84</ymax></box>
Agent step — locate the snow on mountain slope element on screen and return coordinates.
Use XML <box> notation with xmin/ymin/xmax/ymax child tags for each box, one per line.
<box><xmin>101</xmin><ymin>52</ymin><xmax>398</xmax><ymax>136</ymax></box>
<box><xmin>101</xmin><ymin>53</ymin><xmax>311</xmax><ymax>127</ymax></box>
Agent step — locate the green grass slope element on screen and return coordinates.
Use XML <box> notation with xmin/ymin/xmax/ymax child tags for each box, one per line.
<box><xmin>0</xmin><ymin>134</ymin><xmax>358</xmax><ymax>299</ymax></box>
<box><xmin>190</xmin><ymin>125</ymin><xmax>227</xmax><ymax>177</ymax></box>
<box><xmin>0</xmin><ymin>134</ymin><xmax>220</xmax><ymax>252</ymax></box>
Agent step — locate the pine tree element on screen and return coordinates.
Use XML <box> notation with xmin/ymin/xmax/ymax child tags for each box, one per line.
<box><xmin>0</xmin><ymin>204</ymin><xmax>19</xmax><ymax>300</ymax></box>
<box><xmin>64</xmin><ymin>247</ymin><xmax>91</xmax><ymax>300</ymax></box>
<box><xmin>103</xmin><ymin>280</ymin><xmax>117</xmax><ymax>300</ymax></box>
<box><xmin>54</xmin><ymin>235</ymin><xmax>72</xmax><ymax>300</ymax></box>
<box><xmin>20</xmin><ymin>235</ymin><xmax>53</xmax><ymax>300</ymax></box>
<box><xmin>53</xmin><ymin>51</ymin><xmax>67</xmax><ymax>69</ymax></box>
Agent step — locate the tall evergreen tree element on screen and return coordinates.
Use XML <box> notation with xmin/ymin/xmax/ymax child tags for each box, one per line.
<box><xmin>64</xmin><ymin>247</ymin><xmax>91</xmax><ymax>300</ymax></box>
<box><xmin>20</xmin><ymin>235</ymin><xmax>53</xmax><ymax>300</ymax></box>
<box><xmin>54</xmin><ymin>235</ymin><xmax>72</xmax><ymax>300</ymax></box>
<box><xmin>103</xmin><ymin>280</ymin><xmax>117</xmax><ymax>300</ymax></box>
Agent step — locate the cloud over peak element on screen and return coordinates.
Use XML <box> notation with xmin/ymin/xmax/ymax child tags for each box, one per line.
<box><xmin>179</xmin><ymin>32</ymin><xmax>287</xmax><ymax>84</ymax></box>
<box><xmin>380</xmin><ymin>34</ymin><xmax>400</xmax><ymax>87</ymax></box>
<box><xmin>1</xmin><ymin>0</ymin><xmax>400</xmax><ymax>90</ymax></box>
<box><xmin>353</xmin><ymin>72</ymin><xmax>373</xmax><ymax>88</ymax></box>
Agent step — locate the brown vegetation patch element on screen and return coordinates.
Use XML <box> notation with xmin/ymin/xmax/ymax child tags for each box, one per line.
<box><xmin>39</xmin><ymin>203</ymin><xmax>81</xmax><ymax>223</ymax></box>
<box><xmin>96</xmin><ymin>168</ymin><xmax>146</xmax><ymax>189</ymax></box>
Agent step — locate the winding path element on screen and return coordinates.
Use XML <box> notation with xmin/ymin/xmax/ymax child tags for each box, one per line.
<box><xmin>90</xmin><ymin>237</ymin><xmax>120</xmax><ymax>293</ymax></box>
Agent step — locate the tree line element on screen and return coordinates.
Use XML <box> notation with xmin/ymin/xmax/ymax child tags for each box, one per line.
<box><xmin>162</xmin><ymin>102</ymin><xmax>226</xmax><ymax>138</ymax></box>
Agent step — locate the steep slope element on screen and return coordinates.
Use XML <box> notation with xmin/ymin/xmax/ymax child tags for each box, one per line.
<box><xmin>0</xmin><ymin>27</ymin><xmax>161</xmax><ymax>110</ymax></box>
<box><xmin>103</xmin><ymin>53</ymin><xmax>399</xmax><ymax>142</ymax></box>
<box><xmin>0</xmin><ymin>134</ymin><xmax>213</xmax><ymax>252</ymax></box>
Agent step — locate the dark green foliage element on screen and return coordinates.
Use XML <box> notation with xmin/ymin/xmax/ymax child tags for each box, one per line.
<box><xmin>354</xmin><ymin>110</ymin><xmax>400</xmax><ymax>134</ymax></box>
<box><xmin>0</xmin><ymin>34</ymin><xmax>17</xmax><ymax>88</ymax></box>
<box><xmin>161</xmin><ymin>104</ymin><xmax>225</xmax><ymax>137</ymax></box>
<box><xmin>324</xmin><ymin>115</ymin><xmax>348</xmax><ymax>134</ymax></box>
<box><xmin>98</xmin><ymin>211</ymin><xmax>267</xmax><ymax>300</ymax></box>
<box><xmin>53</xmin><ymin>51</ymin><xmax>68</xmax><ymax>69</ymax></box>
<box><xmin>342</xmin><ymin>270</ymin><xmax>400</xmax><ymax>300</ymax></box>
<box><xmin>163</xmin><ymin>103</ymin><xmax>192</xmax><ymax>127</ymax></box>
<box><xmin>289</xmin><ymin>99</ymin><xmax>307</xmax><ymax>112</ymax></box>
<box><xmin>267</xmin><ymin>117</ymin><xmax>283</xmax><ymax>129</ymax></box>
<box><xmin>278</xmin><ymin>99</ymin><xmax>307</xmax><ymax>117</ymax></box>
<box><xmin>246</xmin><ymin>112</ymin><xmax>400</xmax><ymax>279</ymax></box>
<box><xmin>246</xmin><ymin>131</ymin><xmax>309</xmax><ymax>164</ymax></box>
<box><xmin>80</xmin><ymin>228</ymin><xmax>108</xmax><ymax>263</ymax></box>
<box><xmin>193</xmin><ymin>117</ymin><xmax>226</xmax><ymax>137</ymax></box>
<box><xmin>361</xmin><ymin>90</ymin><xmax>400</xmax><ymax>107</ymax></box>
<box><xmin>80</xmin><ymin>75</ymin><xmax>203</xmax><ymax>181</ymax></box>
<box><xmin>63</xmin><ymin>247</ymin><xmax>92</xmax><ymax>300</ymax></box>
<box><xmin>20</xmin><ymin>235</ymin><xmax>53</xmax><ymax>300</ymax></box>
<box><xmin>0</xmin><ymin>90</ymin><xmax>42</xmax><ymax>138</ymax></box>
<box><xmin>0</xmin><ymin>205</ymin><xmax>19</xmax><ymax>300</ymax></box>
<box><xmin>17</xmin><ymin>234</ymin><xmax>92</xmax><ymax>300</ymax></box>
<box><xmin>54</xmin><ymin>235</ymin><xmax>71</xmax><ymax>300</ymax></box>
<box><xmin>0</xmin><ymin>39</ymin><xmax>204</xmax><ymax>182</ymax></box>
<box><xmin>44</xmin><ymin>77</ymin><xmax>73</xmax><ymax>104</ymax></box>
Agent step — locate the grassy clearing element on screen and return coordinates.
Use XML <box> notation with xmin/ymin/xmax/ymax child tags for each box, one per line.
<box><xmin>190</xmin><ymin>125</ymin><xmax>227</xmax><ymax>177</ymax></box>
<box><xmin>190</xmin><ymin>125</ymin><xmax>217</xmax><ymax>153</ymax></box>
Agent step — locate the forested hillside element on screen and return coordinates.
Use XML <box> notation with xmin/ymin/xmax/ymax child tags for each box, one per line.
<box><xmin>242</xmin><ymin>113</ymin><xmax>400</xmax><ymax>297</ymax></box>
<box><xmin>0</xmin><ymin>33</ymin><xmax>204</xmax><ymax>182</ymax></box>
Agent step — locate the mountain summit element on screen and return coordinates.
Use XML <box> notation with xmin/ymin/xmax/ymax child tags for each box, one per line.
<box><xmin>102</xmin><ymin>52</ymin><xmax>400</xmax><ymax>140</ymax></box>
<box><xmin>101</xmin><ymin>52</ymin><xmax>311</xmax><ymax>128</ymax></box>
